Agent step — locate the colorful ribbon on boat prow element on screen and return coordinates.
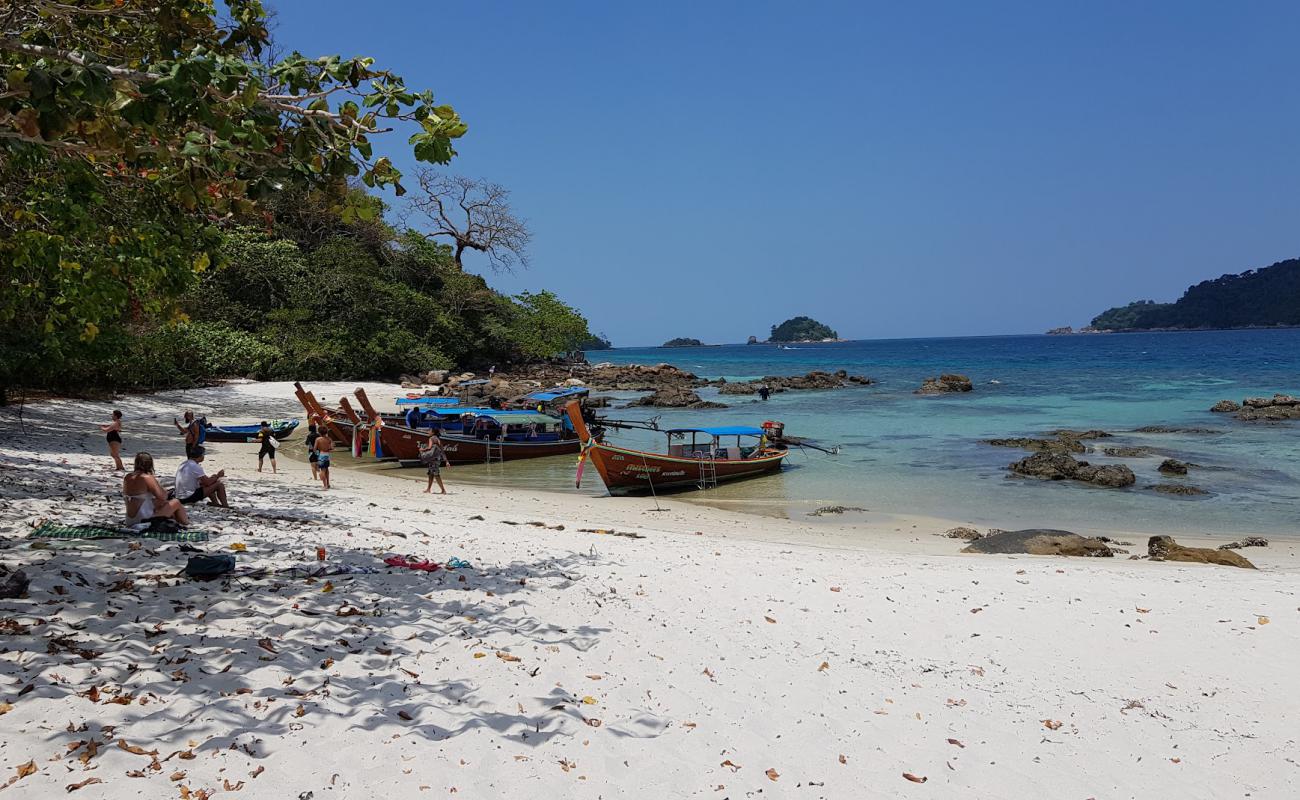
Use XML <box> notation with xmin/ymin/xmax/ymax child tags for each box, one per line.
<box><xmin>575</xmin><ymin>438</ymin><xmax>593</xmax><ymax>488</ymax></box>
<box><xmin>368</xmin><ymin>417</ymin><xmax>384</xmax><ymax>459</ymax></box>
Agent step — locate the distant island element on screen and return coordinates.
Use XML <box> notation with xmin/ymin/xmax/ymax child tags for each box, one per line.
<box><xmin>1091</xmin><ymin>257</ymin><xmax>1300</xmax><ymax>331</ymax></box>
<box><xmin>768</xmin><ymin>316</ymin><xmax>839</xmax><ymax>343</ymax></box>
<box><xmin>662</xmin><ymin>337</ymin><xmax>705</xmax><ymax>347</ymax></box>
<box><xmin>580</xmin><ymin>334</ymin><xmax>613</xmax><ymax>351</ymax></box>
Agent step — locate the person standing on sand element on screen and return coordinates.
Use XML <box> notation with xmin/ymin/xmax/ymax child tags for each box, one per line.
<box><xmin>418</xmin><ymin>431</ymin><xmax>451</xmax><ymax>494</ymax></box>
<box><xmin>99</xmin><ymin>410</ymin><xmax>125</xmax><ymax>471</ymax></box>
<box><xmin>255</xmin><ymin>420</ymin><xmax>278</xmax><ymax>473</ymax></box>
<box><xmin>306</xmin><ymin>416</ymin><xmax>321</xmax><ymax>481</ymax></box>
<box><xmin>174</xmin><ymin>411</ymin><xmax>201</xmax><ymax>457</ymax></box>
<box><xmin>175</xmin><ymin>446</ymin><xmax>229</xmax><ymax>507</ymax></box>
<box><xmin>315</xmin><ymin>430</ymin><xmax>334</xmax><ymax>490</ymax></box>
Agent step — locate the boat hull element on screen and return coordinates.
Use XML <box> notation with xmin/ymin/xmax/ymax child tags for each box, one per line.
<box><xmin>376</xmin><ymin>424</ymin><xmax>581</xmax><ymax>464</ymax></box>
<box><xmin>585</xmin><ymin>443</ymin><xmax>786</xmax><ymax>495</ymax></box>
<box><xmin>203</xmin><ymin>420</ymin><xmax>300</xmax><ymax>443</ymax></box>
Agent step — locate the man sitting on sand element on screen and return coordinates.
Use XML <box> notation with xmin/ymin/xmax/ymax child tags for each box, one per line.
<box><xmin>315</xmin><ymin>429</ymin><xmax>334</xmax><ymax>490</ymax></box>
<box><xmin>175</xmin><ymin>446</ymin><xmax>228</xmax><ymax>507</ymax></box>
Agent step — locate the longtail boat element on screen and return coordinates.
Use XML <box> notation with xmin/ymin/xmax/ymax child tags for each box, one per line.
<box><xmin>292</xmin><ymin>382</ymin><xmax>367</xmax><ymax>448</ymax></box>
<box><xmin>353</xmin><ymin>388</ymin><xmax>582</xmax><ymax>464</ymax></box>
<box><xmin>202</xmin><ymin>419</ymin><xmax>299</xmax><ymax>443</ymax></box>
<box><xmin>564</xmin><ymin>401</ymin><xmax>787</xmax><ymax>494</ymax></box>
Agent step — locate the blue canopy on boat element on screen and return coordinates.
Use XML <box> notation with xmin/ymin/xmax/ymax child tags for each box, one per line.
<box><xmin>524</xmin><ymin>386</ymin><xmax>590</xmax><ymax>402</ymax></box>
<box><xmin>426</xmin><ymin>407</ymin><xmax>553</xmax><ymax>419</ymax></box>
<box><xmin>666</xmin><ymin>425</ymin><xmax>765</xmax><ymax>437</ymax></box>
<box><xmin>395</xmin><ymin>396</ymin><xmax>460</xmax><ymax>406</ymax></box>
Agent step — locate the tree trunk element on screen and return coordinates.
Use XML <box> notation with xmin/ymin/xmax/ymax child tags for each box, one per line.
<box><xmin>453</xmin><ymin>240</ymin><xmax>467</xmax><ymax>269</ymax></box>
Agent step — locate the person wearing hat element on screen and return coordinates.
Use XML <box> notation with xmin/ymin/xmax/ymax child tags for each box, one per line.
<box><xmin>255</xmin><ymin>420</ymin><xmax>279</xmax><ymax>473</ymax></box>
<box><xmin>174</xmin><ymin>446</ymin><xmax>229</xmax><ymax>507</ymax></box>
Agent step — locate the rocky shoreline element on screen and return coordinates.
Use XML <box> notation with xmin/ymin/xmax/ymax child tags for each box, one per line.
<box><xmin>399</xmin><ymin>364</ymin><xmax>874</xmax><ymax>408</ymax></box>
<box><xmin>1210</xmin><ymin>393</ymin><xmax>1300</xmax><ymax>421</ymax></box>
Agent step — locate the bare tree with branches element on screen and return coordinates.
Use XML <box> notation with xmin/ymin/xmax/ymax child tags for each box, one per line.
<box><xmin>408</xmin><ymin>169</ymin><xmax>531</xmax><ymax>271</ymax></box>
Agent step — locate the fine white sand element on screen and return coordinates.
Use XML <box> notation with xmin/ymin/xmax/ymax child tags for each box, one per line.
<box><xmin>1</xmin><ymin>381</ymin><xmax>1297</xmax><ymax>798</ymax></box>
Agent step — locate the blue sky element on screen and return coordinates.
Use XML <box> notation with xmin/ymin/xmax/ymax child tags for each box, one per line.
<box><xmin>272</xmin><ymin>1</ymin><xmax>1300</xmax><ymax>346</ymax></box>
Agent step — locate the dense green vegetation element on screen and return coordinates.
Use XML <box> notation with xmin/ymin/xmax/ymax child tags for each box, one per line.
<box><xmin>769</xmin><ymin>316</ymin><xmax>838</xmax><ymax>342</ymax></box>
<box><xmin>662</xmin><ymin>338</ymin><xmax>705</xmax><ymax>347</ymax></box>
<box><xmin>0</xmin><ymin>1</ymin><xmax>595</xmax><ymax>399</ymax></box>
<box><xmin>1091</xmin><ymin>258</ymin><xmax>1300</xmax><ymax>330</ymax></box>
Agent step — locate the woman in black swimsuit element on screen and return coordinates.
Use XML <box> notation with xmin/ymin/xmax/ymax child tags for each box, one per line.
<box><xmin>306</xmin><ymin>416</ymin><xmax>320</xmax><ymax>480</ymax></box>
<box><xmin>99</xmin><ymin>410</ymin><xmax>125</xmax><ymax>472</ymax></box>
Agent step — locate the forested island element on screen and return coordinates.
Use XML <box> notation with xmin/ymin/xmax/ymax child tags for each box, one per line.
<box><xmin>662</xmin><ymin>337</ymin><xmax>705</xmax><ymax>347</ymax></box>
<box><xmin>768</xmin><ymin>316</ymin><xmax>839</xmax><ymax>342</ymax></box>
<box><xmin>1091</xmin><ymin>258</ymin><xmax>1300</xmax><ymax>331</ymax></box>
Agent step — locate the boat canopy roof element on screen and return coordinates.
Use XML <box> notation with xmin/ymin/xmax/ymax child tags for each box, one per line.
<box><xmin>667</xmin><ymin>425</ymin><xmax>765</xmax><ymax>437</ymax></box>
<box><xmin>427</xmin><ymin>408</ymin><xmax>557</xmax><ymax>424</ymax></box>
<box><xmin>395</xmin><ymin>396</ymin><xmax>460</xmax><ymax>406</ymax></box>
<box><xmin>523</xmin><ymin>386</ymin><xmax>590</xmax><ymax>401</ymax></box>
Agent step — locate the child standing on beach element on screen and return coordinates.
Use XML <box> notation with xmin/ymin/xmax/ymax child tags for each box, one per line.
<box><xmin>99</xmin><ymin>410</ymin><xmax>125</xmax><ymax>471</ymax></box>
<box><xmin>418</xmin><ymin>432</ymin><xmax>451</xmax><ymax>494</ymax></box>
<box><xmin>315</xmin><ymin>430</ymin><xmax>333</xmax><ymax>490</ymax></box>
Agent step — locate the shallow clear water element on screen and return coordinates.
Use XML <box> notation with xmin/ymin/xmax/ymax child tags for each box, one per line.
<box><xmin>573</xmin><ymin>331</ymin><xmax>1300</xmax><ymax>536</ymax></box>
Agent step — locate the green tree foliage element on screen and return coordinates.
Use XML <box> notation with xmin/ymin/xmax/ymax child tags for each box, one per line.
<box><xmin>0</xmin><ymin>0</ymin><xmax>466</xmax><ymax>395</ymax></box>
<box><xmin>1090</xmin><ymin>259</ymin><xmax>1300</xmax><ymax>330</ymax></box>
<box><xmin>769</xmin><ymin>316</ymin><xmax>838</xmax><ymax>342</ymax></box>
<box><xmin>507</xmin><ymin>291</ymin><xmax>598</xmax><ymax>361</ymax></box>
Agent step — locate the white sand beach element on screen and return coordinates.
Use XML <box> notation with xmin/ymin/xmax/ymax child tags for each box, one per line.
<box><xmin>1</xmin><ymin>381</ymin><xmax>1297</xmax><ymax>798</ymax></box>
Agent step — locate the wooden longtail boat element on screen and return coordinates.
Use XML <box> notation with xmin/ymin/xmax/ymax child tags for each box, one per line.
<box><xmin>353</xmin><ymin>388</ymin><xmax>582</xmax><ymax>465</ymax></box>
<box><xmin>292</xmin><ymin>382</ymin><xmax>366</xmax><ymax>447</ymax></box>
<box><xmin>563</xmin><ymin>401</ymin><xmax>787</xmax><ymax>495</ymax></box>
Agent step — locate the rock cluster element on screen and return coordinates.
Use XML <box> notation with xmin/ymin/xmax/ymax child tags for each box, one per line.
<box><xmin>1008</xmin><ymin>452</ymin><xmax>1136</xmax><ymax>488</ymax></box>
<box><xmin>717</xmin><ymin>370</ymin><xmax>872</xmax><ymax>395</ymax></box>
<box><xmin>1148</xmin><ymin>484</ymin><xmax>1207</xmax><ymax>496</ymax></box>
<box><xmin>628</xmin><ymin>387</ymin><xmax>726</xmax><ymax>409</ymax></box>
<box><xmin>942</xmin><ymin>526</ymin><xmax>984</xmax><ymax>540</ymax></box>
<box><xmin>915</xmin><ymin>374</ymin><xmax>973</xmax><ymax>394</ymax></box>
<box><xmin>1148</xmin><ymin>536</ymin><xmax>1255</xmax><ymax>569</ymax></box>
<box><xmin>1157</xmin><ymin>458</ymin><xmax>1189</xmax><ymax>475</ymax></box>
<box><xmin>1219</xmin><ymin>536</ymin><xmax>1268</xmax><ymax>550</ymax></box>
<box><xmin>962</xmin><ymin>529</ymin><xmax>1114</xmax><ymax>557</ymax></box>
<box><xmin>1234</xmin><ymin>394</ymin><xmax>1300</xmax><ymax>421</ymax></box>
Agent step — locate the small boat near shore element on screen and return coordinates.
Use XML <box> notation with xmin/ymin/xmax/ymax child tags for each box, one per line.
<box><xmin>564</xmin><ymin>401</ymin><xmax>787</xmax><ymax>494</ymax></box>
<box><xmin>202</xmin><ymin>419</ymin><xmax>300</xmax><ymax>443</ymax></box>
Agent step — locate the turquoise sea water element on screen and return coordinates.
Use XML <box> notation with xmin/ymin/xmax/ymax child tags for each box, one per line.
<box><xmin>559</xmin><ymin>330</ymin><xmax>1297</xmax><ymax>536</ymax></box>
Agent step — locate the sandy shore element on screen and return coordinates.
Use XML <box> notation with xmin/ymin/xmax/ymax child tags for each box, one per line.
<box><xmin>1</xmin><ymin>380</ymin><xmax>1297</xmax><ymax>798</ymax></box>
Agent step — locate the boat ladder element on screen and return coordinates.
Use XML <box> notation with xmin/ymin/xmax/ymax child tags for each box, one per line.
<box><xmin>697</xmin><ymin>456</ymin><xmax>718</xmax><ymax>490</ymax></box>
<box><xmin>485</xmin><ymin>439</ymin><xmax>505</xmax><ymax>464</ymax></box>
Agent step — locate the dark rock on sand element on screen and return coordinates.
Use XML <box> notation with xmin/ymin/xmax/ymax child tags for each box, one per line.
<box><xmin>916</xmin><ymin>374</ymin><xmax>973</xmax><ymax>394</ymax></box>
<box><xmin>1210</xmin><ymin>400</ymin><xmax>1240</xmax><ymax>413</ymax></box>
<box><xmin>943</xmin><ymin>526</ymin><xmax>984</xmax><ymax>540</ymax></box>
<box><xmin>963</xmin><ymin>529</ymin><xmax>1114</xmax><ymax>557</ymax></box>
<box><xmin>1008</xmin><ymin>452</ymin><xmax>1136</xmax><ymax>488</ymax></box>
<box><xmin>1148</xmin><ymin>536</ymin><xmax>1255</xmax><ymax>569</ymax></box>
<box><xmin>0</xmin><ymin>566</ymin><xmax>29</xmax><ymax>599</ymax></box>
<box><xmin>1158</xmin><ymin>458</ymin><xmax>1189</xmax><ymax>475</ymax></box>
<box><xmin>1147</xmin><ymin>483</ymin><xmax>1207</xmax><ymax>496</ymax></box>
<box><xmin>1219</xmin><ymin>536</ymin><xmax>1268</xmax><ymax>550</ymax></box>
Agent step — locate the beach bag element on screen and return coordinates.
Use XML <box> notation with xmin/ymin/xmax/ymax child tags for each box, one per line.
<box><xmin>147</xmin><ymin>517</ymin><xmax>182</xmax><ymax>534</ymax></box>
<box><xmin>183</xmin><ymin>554</ymin><xmax>235</xmax><ymax>581</ymax></box>
<box><xmin>268</xmin><ymin>433</ymin><xmax>280</xmax><ymax>449</ymax></box>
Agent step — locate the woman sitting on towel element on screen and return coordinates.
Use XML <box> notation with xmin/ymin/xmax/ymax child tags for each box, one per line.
<box><xmin>123</xmin><ymin>452</ymin><xmax>189</xmax><ymax>527</ymax></box>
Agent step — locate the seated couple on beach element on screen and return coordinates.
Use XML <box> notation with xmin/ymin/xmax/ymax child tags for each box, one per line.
<box><xmin>122</xmin><ymin>449</ymin><xmax>228</xmax><ymax>527</ymax></box>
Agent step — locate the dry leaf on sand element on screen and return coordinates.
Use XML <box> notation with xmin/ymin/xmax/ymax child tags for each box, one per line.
<box><xmin>947</xmin><ymin>738</ymin><xmax>965</xmax><ymax>748</ymax></box>
<box><xmin>838</xmin><ymin>754</ymin><xmax>847</xmax><ymax>764</ymax></box>
<box><xmin>902</xmin><ymin>772</ymin><xmax>928</xmax><ymax>783</ymax></box>
<box><xmin>765</xmin><ymin>768</ymin><xmax>780</xmax><ymax>781</ymax></box>
<box><xmin>496</xmin><ymin>652</ymin><xmax>521</xmax><ymax>663</ymax></box>
<box><xmin>66</xmin><ymin>777</ymin><xmax>104</xmax><ymax>791</ymax></box>
<box><xmin>1042</xmin><ymin>719</ymin><xmax>1063</xmax><ymax>730</ymax></box>
<box><xmin>720</xmin><ymin>759</ymin><xmax>741</xmax><ymax>772</ymax></box>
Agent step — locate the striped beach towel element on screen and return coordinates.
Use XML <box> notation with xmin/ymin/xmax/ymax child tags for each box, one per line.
<box><xmin>28</xmin><ymin>522</ymin><xmax>210</xmax><ymax>543</ymax></box>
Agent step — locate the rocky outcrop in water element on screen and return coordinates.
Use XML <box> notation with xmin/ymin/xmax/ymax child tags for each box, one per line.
<box><xmin>1210</xmin><ymin>400</ymin><xmax>1240</xmax><ymax>413</ymax></box>
<box><xmin>1233</xmin><ymin>394</ymin><xmax>1300</xmax><ymax>421</ymax></box>
<box><xmin>1158</xmin><ymin>458</ymin><xmax>1189</xmax><ymax>475</ymax></box>
<box><xmin>1008</xmin><ymin>452</ymin><xmax>1136</xmax><ymax>488</ymax></box>
<box><xmin>986</xmin><ymin>436</ymin><xmax>1085</xmax><ymax>454</ymax></box>
<box><xmin>916</xmin><ymin>374</ymin><xmax>973</xmax><ymax>394</ymax></box>
<box><xmin>714</xmin><ymin>370</ymin><xmax>872</xmax><ymax>395</ymax></box>
<box><xmin>629</xmin><ymin>387</ymin><xmax>726</xmax><ymax>409</ymax></box>
<box><xmin>1148</xmin><ymin>483</ymin><xmax>1207</xmax><ymax>496</ymax></box>
<box><xmin>963</xmin><ymin>529</ymin><xmax>1114</xmax><ymax>557</ymax></box>
<box><xmin>1103</xmin><ymin>446</ymin><xmax>1153</xmax><ymax>457</ymax></box>
<box><xmin>1148</xmin><ymin>536</ymin><xmax>1255</xmax><ymax>569</ymax></box>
